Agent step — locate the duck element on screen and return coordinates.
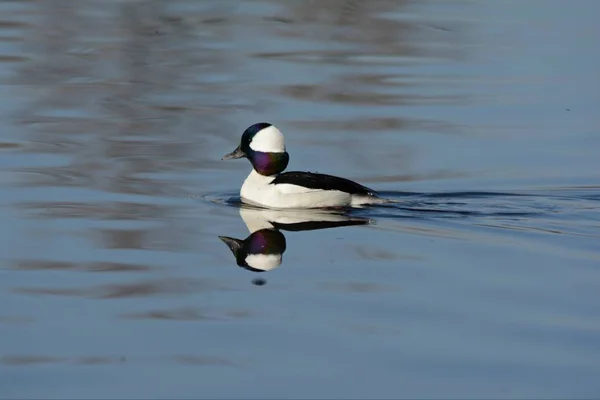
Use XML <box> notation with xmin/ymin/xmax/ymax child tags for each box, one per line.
<box><xmin>221</xmin><ymin>122</ymin><xmax>385</xmax><ymax>209</ymax></box>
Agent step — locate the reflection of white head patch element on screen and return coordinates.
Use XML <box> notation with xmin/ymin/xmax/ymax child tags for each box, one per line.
<box><xmin>249</xmin><ymin>125</ymin><xmax>286</xmax><ymax>153</ymax></box>
<box><xmin>245</xmin><ymin>254</ymin><xmax>282</xmax><ymax>271</ymax></box>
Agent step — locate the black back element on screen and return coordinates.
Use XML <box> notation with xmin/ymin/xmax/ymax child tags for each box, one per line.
<box><xmin>271</xmin><ymin>171</ymin><xmax>378</xmax><ymax>196</ymax></box>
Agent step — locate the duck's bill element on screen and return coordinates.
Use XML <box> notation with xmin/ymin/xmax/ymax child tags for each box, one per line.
<box><xmin>222</xmin><ymin>146</ymin><xmax>245</xmax><ymax>160</ymax></box>
<box><xmin>218</xmin><ymin>235</ymin><xmax>243</xmax><ymax>254</ymax></box>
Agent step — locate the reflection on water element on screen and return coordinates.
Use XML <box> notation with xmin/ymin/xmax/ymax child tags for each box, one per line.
<box><xmin>0</xmin><ymin>355</ymin><xmax>126</xmax><ymax>367</ymax></box>
<box><xmin>13</xmin><ymin>277</ymin><xmax>231</xmax><ymax>299</ymax></box>
<box><xmin>0</xmin><ymin>354</ymin><xmax>244</xmax><ymax>367</ymax></box>
<box><xmin>219</xmin><ymin>206</ymin><xmax>371</xmax><ymax>284</ymax></box>
<box><xmin>121</xmin><ymin>306</ymin><xmax>254</xmax><ymax>322</ymax></box>
<box><xmin>2</xmin><ymin>0</ymin><xmax>600</xmax><ymax>398</ymax></box>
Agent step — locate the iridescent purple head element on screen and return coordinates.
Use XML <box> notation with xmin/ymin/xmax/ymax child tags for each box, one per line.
<box><xmin>222</xmin><ymin>122</ymin><xmax>289</xmax><ymax>176</ymax></box>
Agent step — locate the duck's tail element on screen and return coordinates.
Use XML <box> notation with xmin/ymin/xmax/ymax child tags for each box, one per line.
<box><xmin>372</xmin><ymin>197</ymin><xmax>400</xmax><ymax>205</ymax></box>
<box><xmin>353</xmin><ymin>194</ymin><xmax>398</xmax><ymax>207</ymax></box>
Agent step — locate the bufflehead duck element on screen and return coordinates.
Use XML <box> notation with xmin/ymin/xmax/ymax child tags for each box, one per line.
<box><xmin>222</xmin><ymin>122</ymin><xmax>383</xmax><ymax>209</ymax></box>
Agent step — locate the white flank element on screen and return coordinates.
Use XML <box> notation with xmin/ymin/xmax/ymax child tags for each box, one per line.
<box><xmin>275</xmin><ymin>183</ymin><xmax>325</xmax><ymax>194</ymax></box>
<box><xmin>241</xmin><ymin>170</ymin><xmax>372</xmax><ymax>208</ymax></box>
<box><xmin>249</xmin><ymin>125</ymin><xmax>286</xmax><ymax>153</ymax></box>
<box><xmin>239</xmin><ymin>167</ymin><xmax>381</xmax><ymax>208</ymax></box>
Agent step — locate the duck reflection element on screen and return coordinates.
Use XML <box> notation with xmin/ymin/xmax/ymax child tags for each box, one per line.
<box><xmin>219</xmin><ymin>207</ymin><xmax>371</xmax><ymax>285</ymax></box>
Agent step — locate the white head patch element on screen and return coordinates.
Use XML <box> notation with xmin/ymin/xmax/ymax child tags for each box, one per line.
<box><xmin>249</xmin><ymin>125</ymin><xmax>286</xmax><ymax>153</ymax></box>
<box><xmin>245</xmin><ymin>254</ymin><xmax>282</xmax><ymax>271</ymax></box>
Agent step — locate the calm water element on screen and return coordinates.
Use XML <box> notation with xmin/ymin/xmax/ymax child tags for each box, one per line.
<box><xmin>1</xmin><ymin>1</ymin><xmax>599</xmax><ymax>398</ymax></box>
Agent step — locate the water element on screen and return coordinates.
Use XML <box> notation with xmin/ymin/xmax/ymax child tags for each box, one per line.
<box><xmin>1</xmin><ymin>1</ymin><xmax>599</xmax><ymax>398</ymax></box>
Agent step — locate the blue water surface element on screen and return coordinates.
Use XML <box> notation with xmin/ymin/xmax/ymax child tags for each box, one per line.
<box><xmin>0</xmin><ymin>1</ymin><xmax>599</xmax><ymax>399</ymax></box>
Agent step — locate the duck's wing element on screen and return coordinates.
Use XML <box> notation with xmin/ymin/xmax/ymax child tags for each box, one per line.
<box><xmin>271</xmin><ymin>171</ymin><xmax>378</xmax><ymax>196</ymax></box>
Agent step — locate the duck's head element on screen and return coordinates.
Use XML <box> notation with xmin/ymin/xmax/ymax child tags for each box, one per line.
<box><xmin>218</xmin><ymin>228</ymin><xmax>286</xmax><ymax>273</ymax></box>
<box><xmin>222</xmin><ymin>122</ymin><xmax>289</xmax><ymax>176</ymax></box>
